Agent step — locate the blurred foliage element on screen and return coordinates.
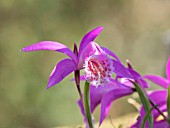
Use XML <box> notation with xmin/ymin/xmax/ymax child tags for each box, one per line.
<box><xmin>0</xmin><ymin>0</ymin><xmax>170</xmax><ymax>127</ymax></box>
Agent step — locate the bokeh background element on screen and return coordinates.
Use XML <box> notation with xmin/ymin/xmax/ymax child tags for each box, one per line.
<box><xmin>1</xmin><ymin>0</ymin><xmax>170</xmax><ymax>127</ymax></box>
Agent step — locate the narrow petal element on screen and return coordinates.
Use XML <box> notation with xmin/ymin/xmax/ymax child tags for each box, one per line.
<box><xmin>90</xmin><ymin>82</ymin><xmax>119</xmax><ymax>113</ymax></box>
<box><xmin>77</xmin><ymin>99</ymin><xmax>94</xmax><ymax>128</ymax></box>
<box><xmin>144</xmin><ymin>75</ymin><xmax>169</xmax><ymax>89</ymax></box>
<box><xmin>77</xmin><ymin>81</ymin><xmax>128</xmax><ymax>127</ymax></box>
<box><xmin>78</xmin><ymin>42</ymin><xmax>97</xmax><ymax>68</ymax></box>
<box><xmin>112</xmin><ymin>60</ymin><xmax>133</xmax><ymax>78</ymax></box>
<box><xmin>128</xmin><ymin>68</ymin><xmax>149</xmax><ymax>88</ymax></box>
<box><xmin>166</xmin><ymin>57</ymin><xmax>170</xmax><ymax>81</ymax></box>
<box><xmin>148</xmin><ymin>90</ymin><xmax>167</xmax><ymax>104</ymax></box>
<box><xmin>120</xmin><ymin>78</ymin><xmax>134</xmax><ymax>88</ymax></box>
<box><xmin>132</xmin><ymin>90</ymin><xmax>167</xmax><ymax>128</ymax></box>
<box><xmin>79</xmin><ymin>26</ymin><xmax>104</xmax><ymax>55</ymax></box>
<box><xmin>100</xmin><ymin>46</ymin><xmax>121</xmax><ymax>62</ymax></box>
<box><xmin>77</xmin><ymin>100</ymin><xmax>88</xmax><ymax>127</ymax></box>
<box><xmin>70</xmin><ymin>76</ymin><xmax>86</xmax><ymax>81</ymax></box>
<box><xmin>99</xmin><ymin>87</ymin><xmax>133</xmax><ymax>126</ymax></box>
<box><xmin>47</xmin><ymin>58</ymin><xmax>77</xmax><ymax>88</ymax></box>
<box><xmin>21</xmin><ymin>41</ymin><xmax>77</xmax><ymax>63</ymax></box>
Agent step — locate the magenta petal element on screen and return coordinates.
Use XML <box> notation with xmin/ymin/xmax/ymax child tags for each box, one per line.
<box><xmin>21</xmin><ymin>41</ymin><xmax>77</xmax><ymax>63</ymax></box>
<box><xmin>77</xmin><ymin>99</ymin><xmax>94</xmax><ymax>128</ymax></box>
<box><xmin>99</xmin><ymin>87</ymin><xmax>133</xmax><ymax>126</ymax></box>
<box><xmin>100</xmin><ymin>47</ymin><xmax>121</xmax><ymax>62</ymax></box>
<box><xmin>77</xmin><ymin>100</ymin><xmax>88</xmax><ymax>127</ymax></box>
<box><xmin>128</xmin><ymin>68</ymin><xmax>149</xmax><ymax>88</ymax></box>
<box><xmin>135</xmin><ymin>90</ymin><xmax>167</xmax><ymax>128</ymax></box>
<box><xmin>112</xmin><ymin>60</ymin><xmax>132</xmax><ymax>78</ymax></box>
<box><xmin>154</xmin><ymin>120</ymin><xmax>169</xmax><ymax>128</ymax></box>
<box><xmin>47</xmin><ymin>58</ymin><xmax>77</xmax><ymax>88</ymax></box>
<box><xmin>78</xmin><ymin>42</ymin><xmax>97</xmax><ymax>68</ymax></box>
<box><xmin>90</xmin><ymin>82</ymin><xmax>118</xmax><ymax>113</ymax></box>
<box><xmin>166</xmin><ymin>57</ymin><xmax>170</xmax><ymax>81</ymax></box>
<box><xmin>144</xmin><ymin>75</ymin><xmax>169</xmax><ymax>89</ymax></box>
<box><xmin>71</xmin><ymin>76</ymin><xmax>86</xmax><ymax>82</ymax></box>
<box><xmin>79</xmin><ymin>26</ymin><xmax>104</xmax><ymax>55</ymax></box>
<box><xmin>148</xmin><ymin>90</ymin><xmax>167</xmax><ymax>104</ymax></box>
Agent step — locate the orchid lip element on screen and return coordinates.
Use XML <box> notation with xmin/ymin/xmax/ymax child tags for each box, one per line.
<box><xmin>84</xmin><ymin>54</ymin><xmax>113</xmax><ymax>87</ymax></box>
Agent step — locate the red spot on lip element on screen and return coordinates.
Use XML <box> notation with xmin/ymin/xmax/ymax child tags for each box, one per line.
<box><xmin>84</xmin><ymin>55</ymin><xmax>113</xmax><ymax>86</ymax></box>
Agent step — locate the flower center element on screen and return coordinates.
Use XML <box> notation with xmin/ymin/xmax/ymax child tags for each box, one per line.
<box><xmin>84</xmin><ymin>55</ymin><xmax>113</xmax><ymax>87</ymax></box>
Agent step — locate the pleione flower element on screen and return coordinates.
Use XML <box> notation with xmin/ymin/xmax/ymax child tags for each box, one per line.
<box><xmin>22</xmin><ymin>25</ymin><xmax>151</xmax><ymax>128</ymax></box>
<box><xmin>131</xmin><ymin>90</ymin><xmax>168</xmax><ymax>128</ymax></box>
<box><xmin>131</xmin><ymin>57</ymin><xmax>170</xmax><ymax>128</ymax></box>
<box><xmin>22</xmin><ymin>26</ymin><xmax>121</xmax><ymax>88</ymax></box>
<box><xmin>78</xmin><ymin>80</ymin><xmax>134</xmax><ymax>127</ymax></box>
<box><xmin>78</xmin><ymin>58</ymin><xmax>149</xmax><ymax>127</ymax></box>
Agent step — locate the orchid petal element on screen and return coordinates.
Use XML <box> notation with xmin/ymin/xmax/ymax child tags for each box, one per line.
<box><xmin>47</xmin><ymin>58</ymin><xmax>77</xmax><ymax>88</ymax></box>
<box><xmin>112</xmin><ymin>60</ymin><xmax>132</xmax><ymax>78</ymax></box>
<box><xmin>166</xmin><ymin>57</ymin><xmax>170</xmax><ymax>81</ymax></box>
<box><xmin>79</xmin><ymin>26</ymin><xmax>104</xmax><ymax>55</ymax></box>
<box><xmin>128</xmin><ymin>68</ymin><xmax>149</xmax><ymax>88</ymax></box>
<box><xmin>78</xmin><ymin>42</ymin><xmax>97</xmax><ymax>68</ymax></box>
<box><xmin>144</xmin><ymin>75</ymin><xmax>169</xmax><ymax>89</ymax></box>
<box><xmin>132</xmin><ymin>90</ymin><xmax>167</xmax><ymax>128</ymax></box>
<box><xmin>148</xmin><ymin>90</ymin><xmax>167</xmax><ymax>104</ymax></box>
<box><xmin>90</xmin><ymin>82</ymin><xmax>118</xmax><ymax>113</ymax></box>
<box><xmin>153</xmin><ymin>120</ymin><xmax>169</xmax><ymax>128</ymax></box>
<box><xmin>138</xmin><ymin>104</ymin><xmax>167</xmax><ymax>128</ymax></box>
<box><xmin>99</xmin><ymin>87</ymin><xmax>133</xmax><ymax>126</ymax></box>
<box><xmin>78</xmin><ymin>99</ymin><xmax>95</xmax><ymax>128</ymax></box>
<box><xmin>101</xmin><ymin>46</ymin><xmax>121</xmax><ymax>62</ymax></box>
<box><xmin>77</xmin><ymin>100</ymin><xmax>88</xmax><ymax>127</ymax></box>
<box><xmin>21</xmin><ymin>41</ymin><xmax>77</xmax><ymax>63</ymax></box>
<box><xmin>71</xmin><ymin>76</ymin><xmax>86</xmax><ymax>81</ymax></box>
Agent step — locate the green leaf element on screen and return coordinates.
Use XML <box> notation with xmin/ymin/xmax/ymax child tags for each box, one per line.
<box><xmin>84</xmin><ymin>81</ymin><xmax>94</xmax><ymax>128</ymax></box>
<box><xmin>132</xmin><ymin>81</ymin><xmax>153</xmax><ymax>128</ymax></box>
<box><xmin>140</xmin><ymin>105</ymin><xmax>157</xmax><ymax>128</ymax></box>
<box><xmin>167</xmin><ymin>86</ymin><xmax>170</xmax><ymax>124</ymax></box>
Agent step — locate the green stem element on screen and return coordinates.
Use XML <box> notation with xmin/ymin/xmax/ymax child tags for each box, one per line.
<box><xmin>167</xmin><ymin>86</ymin><xmax>170</xmax><ymax>124</ymax></box>
<box><xmin>131</xmin><ymin>81</ymin><xmax>153</xmax><ymax>128</ymax></box>
<box><xmin>140</xmin><ymin>105</ymin><xmax>157</xmax><ymax>128</ymax></box>
<box><xmin>84</xmin><ymin>81</ymin><xmax>94</xmax><ymax>128</ymax></box>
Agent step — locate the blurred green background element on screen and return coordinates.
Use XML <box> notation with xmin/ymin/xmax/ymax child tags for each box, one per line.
<box><xmin>0</xmin><ymin>0</ymin><xmax>170</xmax><ymax>127</ymax></box>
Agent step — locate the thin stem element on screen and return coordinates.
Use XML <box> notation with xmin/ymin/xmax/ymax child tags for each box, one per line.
<box><xmin>167</xmin><ymin>86</ymin><xmax>170</xmax><ymax>124</ymax></box>
<box><xmin>84</xmin><ymin>81</ymin><xmax>94</xmax><ymax>128</ymax></box>
<box><xmin>132</xmin><ymin>81</ymin><xmax>153</xmax><ymax>128</ymax></box>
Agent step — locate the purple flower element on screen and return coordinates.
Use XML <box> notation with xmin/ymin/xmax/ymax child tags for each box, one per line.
<box><xmin>131</xmin><ymin>57</ymin><xmax>170</xmax><ymax>128</ymax></box>
<box><xmin>131</xmin><ymin>90</ymin><xmax>168</xmax><ymax>128</ymax></box>
<box><xmin>144</xmin><ymin>57</ymin><xmax>170</xmax><ymax>89</ymax></box>
<box><xmin>78</xmin><ymin>57</ymin><xmax>149</xmax><ymax>126</ymax></box>
<box><xmin>78</xmin><ymin>80</ymin><xmax>134</xmax><ymax>127</ymax></box>
<box><xmin>22</xmin><ymin>26</ymin><xmax>119</xmax><ymax>88</ymax></box>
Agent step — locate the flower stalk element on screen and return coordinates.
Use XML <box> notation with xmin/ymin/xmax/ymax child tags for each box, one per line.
<box><xmin>167</xmin><ymin>86</ymin><xmax>170</xmax><ymax>124</ymax></box>
<box><xmin>131</xmin><ymin>81</ymin><xmax>153</xmax><ymax>128</ymax></box>
<box><xmin>84</xmin><ymin>81</ymin><xmax>94</xmax><ymax>128</ymax></box>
